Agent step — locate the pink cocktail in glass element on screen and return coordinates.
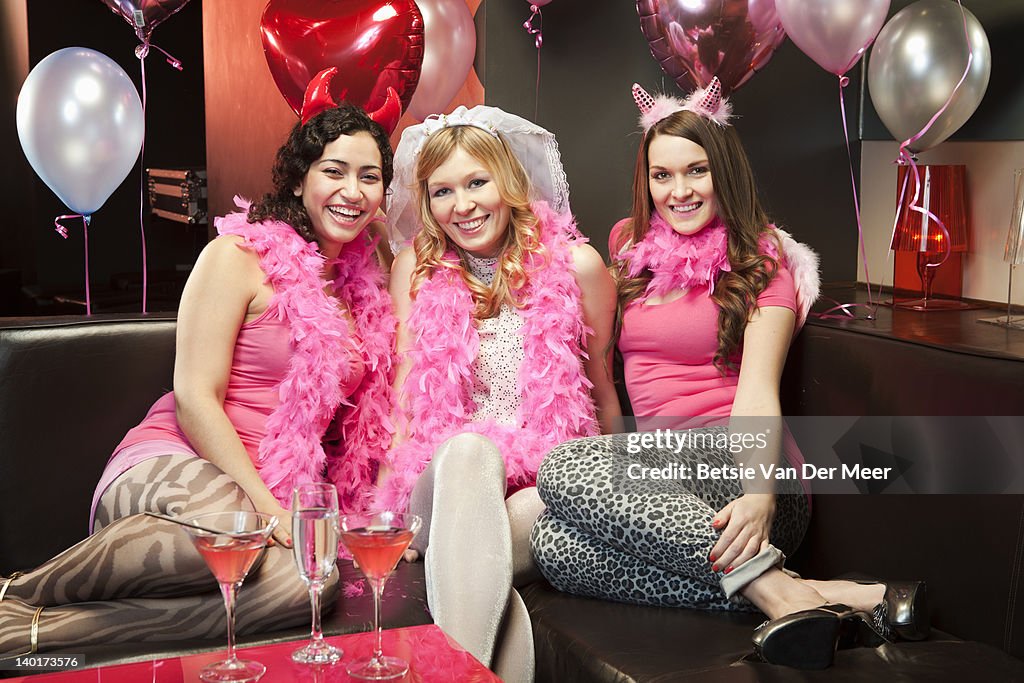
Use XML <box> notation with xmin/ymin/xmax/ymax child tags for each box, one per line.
<box><xmin>339</xmin><ymin>512</ymin><xmax>421</xmax><ymax>680</ymax></box>
<box><xmin>183</xmin><ymin>511</ymin><xmax>278</xmax><ymax>683</ymax></box>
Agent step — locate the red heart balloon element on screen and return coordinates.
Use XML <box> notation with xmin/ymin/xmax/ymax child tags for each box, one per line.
<box><xmin>99</xmin><ymin>0</ymin><xmax>193</xmax><ymax>42</ymax></box>
<box><xmin>260</xmin><ymin>0</ymin><xmax>424</xmax><ymax>122</ymax></box>
<box><xmin>636</xmin><ymin>0</ymin><xmax>786</xmax><ymax>96</ymax></box>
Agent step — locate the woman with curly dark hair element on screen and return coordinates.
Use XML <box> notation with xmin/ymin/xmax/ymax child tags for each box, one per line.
<box><xmin>531</xmin><ymin>80</ymin><xmax>928</xmax><ymax>670</ymax></box>
<box><xmin>0</xmin><ymin>71</ymin><xmax>396</xmax><ymax>657</ymax></box>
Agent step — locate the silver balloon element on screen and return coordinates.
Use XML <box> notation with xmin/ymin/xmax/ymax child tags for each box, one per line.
<box><xmin>868</xmin><ymin>0</ymin><xmax>990</xmax><ymax>153</ymax></box>
<box><xmin>405</xmin><ymin>0</ymin><xmax>476</xmax><ymax>121</ymax></box>
<box><xmin>17</xmin><ymin>47</ymin><xmax>145</xmax><ymax>215</ymax></box>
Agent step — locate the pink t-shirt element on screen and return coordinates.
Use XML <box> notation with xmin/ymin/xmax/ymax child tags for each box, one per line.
<box><xmin>618</xmin><ymin>264</ymin><xmax>796</xmax><ymax>420</ymax></box>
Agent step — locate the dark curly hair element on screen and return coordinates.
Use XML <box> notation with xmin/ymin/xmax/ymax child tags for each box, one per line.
<box><xmin>613</xmin><ymin>110</ymin><xmax>778</xmax><ymax>373</ymax></box>
<box><xmin>247</xmin><ymin>103</ymin><xmax>394</xmax><ymax>243</ymax></box>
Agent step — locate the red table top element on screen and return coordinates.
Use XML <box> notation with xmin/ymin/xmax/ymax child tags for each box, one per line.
<box><xmin>5</xmin><ymin>624</ymin><xmax>500</xmax><ymax>682</ymax></box>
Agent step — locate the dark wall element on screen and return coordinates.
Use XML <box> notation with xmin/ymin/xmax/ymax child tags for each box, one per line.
<box><xmin>15</xmin><ymin>0</ymin><xmax>206</xmax><ymax>300</ymax></box>
<box><xmin>485</xmin><ymin>1</ymin><xmax>860</xmax><ymax>282</ymax></box>
<box><xmin>0</xmin><ymin>2</ymin><xmax>33</xmax><ymax>293</ymax></box>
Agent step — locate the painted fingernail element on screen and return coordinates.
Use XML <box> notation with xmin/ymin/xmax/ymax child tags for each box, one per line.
<box><xmin>712</xmin><ymin>564</ymin><xmax>720</xmax><ymax>572</ymax></box>
<box><xmin>712</xmin><ymin>519</ymin><xmax>720</xmax><ymax>527</ymax></box>
<box><xmin>709</xmin><ymin>553</ymin><xmax>717</xmax><ymax>562</ymax></box>
<box><xmin>725</xmin><ymin>566</ymin><xmax>734</xmax><ymax>574</ymax></box>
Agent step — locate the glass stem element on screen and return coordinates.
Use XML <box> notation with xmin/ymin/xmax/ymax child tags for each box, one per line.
<box><xmin>372</xmin><ymin>578</ymin><xmax>384</xmax><ymax>661</ymax></box>
<box><xmin>309</xmin><ymin>583</ymin><xmax>323</xmax><ymax>644</ymax></box>
<box><xmin>220</xmin><ymin>580</ymin><xmax>239</xmax><ymax>663</ymax></box>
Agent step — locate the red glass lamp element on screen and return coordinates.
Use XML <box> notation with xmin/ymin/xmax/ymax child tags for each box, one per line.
<box><xmin>891</xmin><ymin>164</ymin><xmax>970</xmax><ymax>311</ymax></box>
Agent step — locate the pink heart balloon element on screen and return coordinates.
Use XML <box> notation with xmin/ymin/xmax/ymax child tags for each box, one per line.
<box><xmin>260</xmin><ymin>0</ymin><xmax>424</xmax><ymax>121</ymax></box>
<box><xmin>99</xmin><ymin>0</ymin><xmax>193</xmax><ymax>42</ymax></box>
<box><xmin>636</xmin><ymin>0</ymin><xmax>787</xmax><ymax>96</ymax></box>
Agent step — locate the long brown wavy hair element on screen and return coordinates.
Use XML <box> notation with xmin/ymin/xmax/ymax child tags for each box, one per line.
<box><xmin>613</xmin><ymin>110</ymin><xmax>778</xmax><ymax>371</ymax></box>
<box><xmin>247</xmin><ymin>103</ymin><xmax>394</xmax><ymax>242</ymax></box>
<box><xmin>411</xmin><ymin>125</ymin><xmax>545</xmax><ymax>319</ymax></box>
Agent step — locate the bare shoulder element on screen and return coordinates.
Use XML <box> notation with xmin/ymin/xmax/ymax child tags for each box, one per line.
<box><xmin>569</xmin><ymin>242</ymin><xmax>610</xmax><ymax>279</ymax></box>
<box><xmin>391</xmin><ymin>246</ymin><xmax>417</xmax><ymax>277</ymax></box>
<box><xmin>184</xmin><ymin>235</ymin><xmax>265</xmax><ymax>302</ymax></box>
<box><xmin>196</xmin><ymin>234</ymin><xmax>261</xmax><ymax>272</ymax></box>
<box><xmin>389</xmin><ymin>247</ymin><xmax>417</xmax><ymax>298</ymax></box>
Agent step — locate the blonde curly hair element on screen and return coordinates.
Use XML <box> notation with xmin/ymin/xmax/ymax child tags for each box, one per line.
<box><xmin>411</xmin><ymin>125</ymin><xmax>546</xmax><ymax>319</ymax></box>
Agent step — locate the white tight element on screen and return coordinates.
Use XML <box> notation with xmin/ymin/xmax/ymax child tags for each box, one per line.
<box><xmin>409</xmin><ymin>433</ymin><xmax>544</xmax><ymax>683</ymax></box>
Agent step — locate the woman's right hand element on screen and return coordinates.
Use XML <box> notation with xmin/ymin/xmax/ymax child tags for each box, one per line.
<box><xmin>259</xmin><ymin>500</ymin><xmax>293</xmax><ymax>549</ymax></box>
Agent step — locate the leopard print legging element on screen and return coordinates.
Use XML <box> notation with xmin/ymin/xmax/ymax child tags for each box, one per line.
<box><xmin>531</xmin><ymin>430</ymin><xmax>808</xmax><ymax>611</ymax></box>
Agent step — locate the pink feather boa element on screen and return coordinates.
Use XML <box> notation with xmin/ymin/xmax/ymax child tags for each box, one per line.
<box><xmin>622</xmin><ymin>213</ymin><xmax>731</xmax><ymax>300</ymax></box>
<box><xmin>618</xmin><ymin>215</ymin><xmax>820</xmax><ymax>328</ymax></box>
<box><xmin>216</xmin><ymin>198</ymin><xmax>395</xmax><ymax>513</ymax></box>
<box><xmin>374</xmin><ymin>201</ymin><xmax>599</xmax><ymax>513</ymax></box>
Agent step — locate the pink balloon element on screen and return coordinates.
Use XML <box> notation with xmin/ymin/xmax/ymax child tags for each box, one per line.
<box><xmin>776</xmin><ymin>0</ymin><xmax>890</xmax><ymax>76</ymax></box>
<box><xmin>407</xmin><ymin>0</ymin><xmax>477</xmax><ymax>121</ymax></box>
<box><xmin>636</xmin><ymin>0</ymin><xmax>787</xmax><ymax>96</ymax></box>
<box><xmin>527</xmin><ymin>0</ymin><xmax>554</xmax><ymax>6</ymax></box>
<box><xmin>99</xmin><ymin>0</ymin><xmax>193</xmax><ymax>42</ymax></box>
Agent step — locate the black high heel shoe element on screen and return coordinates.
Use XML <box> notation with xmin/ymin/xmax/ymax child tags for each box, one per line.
<box><xmin>752</xmin><ymin>604</ymin><xmax>863</xmax><ymax>670</ymax></box>
<box><xmin>838</xmin><ymin>575</ymin><xmax>930</xmax><ymax>642</ymax></box>
<box><xmin>873</xmin><ymin>581</ymin><xmax>929</xmax><ymax>641</ymax></box>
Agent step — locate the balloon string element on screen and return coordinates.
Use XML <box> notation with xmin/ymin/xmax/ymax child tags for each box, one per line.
<box><xmin>137</xmin><ymin>49</ymin><xmax>150</xmax><ymax>314</ymax></box>
<box><xmin>136</xmin><ymin>39</ymin><xmax>183</xmax><ymax>70</ymax></box>
<box><xmin>54</xmin><ymin>214</ymin><xmax>92</xmax><ymax>315</ymax></box>
<box><xmin>837</xmin><ymin>75</ymin><xmax>875</xmax><ymax>315</ymax></box>
<box><xmin>890</xmin><ymin>0</ymin><xmax>973</xmax><ymax>271</ymax></box>
<box><xmin>522</xmin><ymin>5</ymin><xmax>543</xmax><ymax>120</ymax></box>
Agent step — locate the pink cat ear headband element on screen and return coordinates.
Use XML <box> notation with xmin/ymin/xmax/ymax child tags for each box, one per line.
<box><xmin>632</xmin><ymin>77</ymin><xmax>732</xmax><ymax>131</ymax></box>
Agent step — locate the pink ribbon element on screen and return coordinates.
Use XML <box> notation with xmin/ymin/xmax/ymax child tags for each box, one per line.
<box><xmin>54</xmin><ymin>214</ymin><xmax>92</xmax><ymax>315</ymax></box>
<box><xmin>523</xmin><ymin>5</ymin><xmax>543</xmax><ymax>119</ymax></box>
<box><xmin>886</xmin><ymin>0</ymin><xmax>973</xmax><ymax>272</ymax></box>
<box><xmin>812</xmin><ymin>0</ymin><xmax>973</xmax><ymax>322</ymax></box>
<box><xmin>132</xmin><ymin>39</ymin><xmax>183</xmax><ymax>314</ymax></box>
<box><xmin>836</xmin><ymin>73</ymin><xmax>877</xmax><ymax>318</ymax></box>
<box><xmin>134</xmin><ymin>39</ymin><xmax>183</xmax><ymax>70</ymax></box>
<box><xmin>522</xmin><ymin>5</ymin><xmax>543</xmax><ymax>49</ymax></box>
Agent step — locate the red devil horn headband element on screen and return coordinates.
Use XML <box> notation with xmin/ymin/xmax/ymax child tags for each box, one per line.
<box><xmin>300</xmin><ymin>67</ymin><xmax>339</xmax><ymax>125</ymax></box>
<box><xmin>300</xmin><ymin>67</ymin><xmax>403</xmax><ymax>134</ymax></box>
<box><xmin>367</xmin><ymin>87</ymin><xmax>402</xmax><ymax>135</ymax></box>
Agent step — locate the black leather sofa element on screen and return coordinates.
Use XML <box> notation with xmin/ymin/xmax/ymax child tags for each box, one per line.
<box><xmin>2</xmin><ymin>311</ymin><xmax>1024</xmax><ymax>681</ymax></box>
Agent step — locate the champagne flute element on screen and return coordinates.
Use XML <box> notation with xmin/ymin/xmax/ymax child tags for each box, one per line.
<box><xmin>338</xmin><ymin>511</ymin><xmax>422</xmax><ymax>680</ymax></box>
<box><xmin>183</xmin><ymin>510</ymin><xmax>278</xmax><ymax>683</ymax></box>
<box><xmin>290</xmin><ymin>483</ymin><xmax>342</xmax><ymax>664</ymax></box>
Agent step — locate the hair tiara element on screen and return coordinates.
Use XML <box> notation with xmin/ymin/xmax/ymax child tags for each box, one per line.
<box><xmin>632</xmin><ymin>77</ymin><xmax>732</xmax><ymax>131</ymax></box>
<box><xmin>414</xmin><ymin>110</ymin><xmax>500</xmax><ymax>155</ymax></box>
<box><xmin>300</xmin><ymin>67</ymin><xmax>402</xmax><ymax>134</ymax></box>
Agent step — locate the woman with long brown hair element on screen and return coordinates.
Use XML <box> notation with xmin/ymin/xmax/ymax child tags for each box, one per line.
<box><xmin>531</xmin><ymin>80</ymin><xmax>927</xmax><ymax>670</ymax></box>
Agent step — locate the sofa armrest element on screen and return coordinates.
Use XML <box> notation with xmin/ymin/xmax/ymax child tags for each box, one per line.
<box><xmin>0</xmin><ymin>314</ymin><xmax>177</xmax><ymax>574</ymax></box>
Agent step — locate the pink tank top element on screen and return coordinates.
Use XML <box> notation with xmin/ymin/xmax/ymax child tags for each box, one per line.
<box><xmin>112</xmin><ymin>306</ymin><xmax>365</xmax><ymax>473</ymax></box>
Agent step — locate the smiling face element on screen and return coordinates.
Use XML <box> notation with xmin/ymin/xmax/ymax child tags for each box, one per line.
<box><xmin>646</xmin><ymin>133</ymin><xmax>719</xmax><ymax>236</ymax></box>
<box><xmin>294</xmin><ymin>131</ymin><xmax>385</xmax><ymax>258</ymax></box>
<box><xmin>426</xmin><ymin>145</ymin><xmax>511</xmax><ymax>258</ymax></box>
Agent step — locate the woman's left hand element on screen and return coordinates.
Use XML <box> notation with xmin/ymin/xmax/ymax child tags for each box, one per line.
<box><xmin>708</xmin><ymin>493</ymin><xmax>776</xmax><ymax>574</ymax></box>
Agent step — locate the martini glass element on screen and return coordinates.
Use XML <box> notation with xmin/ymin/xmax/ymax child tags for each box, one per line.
<box><xmin>338</xmin><ymin>511</ymin><xmax>422</xmax><ymax>680</ymax></box>
<box><xmin>290</xmin><ymin>483</ymin><xmax>342</xmax><ymax>664</ymax></box>
<box><xmin>183</xmin><ymin>511</ymin><xmax>278</xmax><ymax>683</ymax></box>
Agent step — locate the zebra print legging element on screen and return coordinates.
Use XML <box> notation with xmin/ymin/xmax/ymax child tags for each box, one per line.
<box><xmin>0</xmin><ymin>454</ymin><xmax>332</xmax><ymax>656</ymax></box>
